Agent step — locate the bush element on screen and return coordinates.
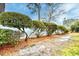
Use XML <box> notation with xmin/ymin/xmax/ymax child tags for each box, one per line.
<box><xmin>32</xmin><ymin>20</ymin><xmax>46</xmax><ymax>30</ymax></box>
<box><xmin>57</xmin><ymin>25</ymin><xmax>68</xmax><ymax>34</ymax></box>
<box><xmin>31</xmin><ymin>20</ymin><xmax>46</xmax><ymax>37</ymax></box>
<box><xmin>71</xmin><ymin>25</ymin><xmax>75</xmax><ymax>32</ymax></box>
<box><xmin>75</xmin><ymin>26</ymin><xmax>79</xmax><ymax>32</ymax></box>
<box><xmin>71</xmin><ymin>21</ymin><xmax>79</xmax><ymax>32</ymax></box>
<box><xmin>0</xmin><ymin>29</ymin><xmax>19</xmax><ymax>46</ymax></box>
<box><xmin>30</xmin><ymin>21</ymin><xmax>57</xmax><ymax>37</ymax></box>
<box><xmin>44</xmin><ymin>22</ymin><xmax>57</xmax><ymax>36</ymax></box>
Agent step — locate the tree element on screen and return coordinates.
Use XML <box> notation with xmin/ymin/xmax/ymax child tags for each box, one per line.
<box><xmin>0</xmin><ymin>12</ymin><xmax>32</xmax><ymax>41</ymax></box>
<box><xmin>27</xmin><ymin>3</ymin><xmax>41</xmax><ymax>21</ymax></box>
<box><xmin>71</xmin><ymin>25</ymin><xmax>76</xmax><ymax>32</ymax></box>
<box><xmin>27</xmin><ymin>3</ymin><xmax>42</xmax><ymax>37</ymax></box>
<box><xmin>45</xmin><ymin>3</ymin><xmax>64</xmax><ymax>22</ymax></box>
<box><xmin>30</xmin><ymin>20</ymin><xmax>46</xmax><ymax>38</ymax></box>
<box><xmin>29</xmin><ymin>21</ymin><xmax>58</xmax><ymax>37</ymax></box>
<box><xmin>71</xmin><ymin>21</ymin><xmax>79</xmax><ymax>32</ymax></box>
<box><xmin>44</xmin><ymin>22</ymin><xmax>57</xmax><ymax>36</ymax></box>
<box><xmin>46</xmin><ymin>3</ymin><xmax>58</xmax><ymax>22</ymax></box>
<box><xmin>57</xmin><ymin>25</ymin><xmax>68</xmax><ymax>34</ymax></box>
<box><xmin>63</xmin><ymin>19</ymin><xmax>79</xmax><ymax>27</ymax></box>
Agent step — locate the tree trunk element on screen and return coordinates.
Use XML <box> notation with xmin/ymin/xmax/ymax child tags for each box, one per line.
<box><xmin>37</xmin><ymin>3</ymin><xmax>41</xmax><ymax>38</ymax></box>
<box><xmin>0</xmin><ymin>3</ymin><xmax>5</xmax><ymax>12</ymax></box>
<box><xmin>38</xmin><ymin>3</ymin><xmax>40</xmax><ymax>21</ymax></box>
<box><xmin>36</xmin><ymin>29</ymin><xmax>41</xmax><ymax>38</ymax></box>
<box><xmin>29</xmin><ymin>29</ymin><xmax>37</xmax><ymax>37</ymax></box>
<box><xmin>37</xmin><ymin>34</ymin><xmax>40</xmax><ymax>38</ymax></box>
<box><xmin>24</xmin><ymin>31</ymin><xmax>28</xmax><ymax>41</ymax></box>
<box><xmin>22</xmin><ymin>28</ymin><xmax>28</xmax><ymax>41</ymax></box>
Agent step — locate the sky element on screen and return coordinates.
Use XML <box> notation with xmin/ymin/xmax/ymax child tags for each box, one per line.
<box><xmin>5</xmin><ymin>3</ymin><xmax>79</xmax><ymax>25</ymax></box>
<box><xmin>5</xmin><ymin>3</ymin><xmax>37</xmax><ymax>20</ymax></box>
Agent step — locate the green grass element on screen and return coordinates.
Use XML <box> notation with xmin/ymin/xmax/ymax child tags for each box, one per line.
<box><xmin>61</xmin><ymin>42</ymin><xmax>79</xmax><ymax>56</ymax></box>
<box><xmin>71</xmin><ymin>33</ymin><xmax>79</xmax><ymax>41</ymax></box>
<box><xmin>61</xmin><ymin>33</ymin><xmax>79</xmax><ymax>56</ymax></box>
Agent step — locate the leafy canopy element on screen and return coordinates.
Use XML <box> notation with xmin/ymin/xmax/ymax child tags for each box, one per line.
<box><xmin>0</xmin><ymin>12</ymin><xmax>32</xmax><ymax>29</ymax></box>
<box><xmin>44</xmin><ymin>22</ymin><xmax>57</xmax><ymax>35</ymax></box>
<box><xmin>71</xmin><ymin>21</ymin><xmax>79</xmax><ymax>32</ymax></box>
<box><xmin>32</xmin><ymin>20</ymin><xmax>46</xmax><ymax>31</ymax></box>
<box><xmin>57</xmin><ymin>25</ymin><xmax>68</xmax><ymax>33</ymax></box>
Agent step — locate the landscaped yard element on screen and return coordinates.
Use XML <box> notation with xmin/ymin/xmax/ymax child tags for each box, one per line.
<box><xmin>0</xmin><ymin>3</ymin><xmax>79</xmax><ymax>56</ymax></box>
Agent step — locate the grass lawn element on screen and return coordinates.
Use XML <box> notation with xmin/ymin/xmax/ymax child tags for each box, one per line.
<box><xmin>61</xmin><ymin>33</ymin><xmax>79</xmax><ymax>56</ymax></box>
<box><xmin>69</xmin><ymin>33</ymin><xmax>79</xmax><ymax>40</ymax></box>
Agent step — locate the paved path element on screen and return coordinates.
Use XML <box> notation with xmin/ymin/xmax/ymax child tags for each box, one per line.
<box><xmin>13</xmin><ymin>35</ymin><xmax>71</xmax><ymax>56</ymax></box>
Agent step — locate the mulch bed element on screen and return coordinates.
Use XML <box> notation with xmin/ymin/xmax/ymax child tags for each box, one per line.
<box><xmin>0</xmin><ymin>34</ymin><xmax>63</xmax><ymax>56</ymax></box>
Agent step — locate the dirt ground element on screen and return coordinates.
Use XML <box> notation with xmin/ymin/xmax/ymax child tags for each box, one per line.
<box><xmin>0</xmin><ymin>34</ymin><xmax>64</xmax><ymax>56</ymax></box>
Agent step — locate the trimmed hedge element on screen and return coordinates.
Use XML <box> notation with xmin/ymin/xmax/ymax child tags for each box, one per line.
<box><xmin>0</xmin><ymin>29</ymin><xmax>19</xmax><ymax>46</ymax></box>
<box><xmin>32</xmin><ymin>20</ymin><xmax>46</xmax><ymax>31</ymax></box>
<box><xmin>44</xmin><ymin>22</ymin><xmax>57</xmax><ymax>36</ymax></box>
<box><xmin>0</xmin><ymin>12</ymin><xmax>69</xmax><ymax>43</ymax></box>
<box><xmin>31</xmin><ymin>20</ymin><xmax>58</xmax><ymax>37</ymax></box>
<box><xmin>0</xmin><ymin>12</ymin><xmax>32</xmax><ymax>28</ymax></box>
<box><xmin>57</xmin><ymin>25</ymin><xmax>68</xmax><ymax>34</ymax></box>
<box><xmin>31</xmin><ymin>20</ymin><xmax>46</xmax><ymax>37</ymax></box>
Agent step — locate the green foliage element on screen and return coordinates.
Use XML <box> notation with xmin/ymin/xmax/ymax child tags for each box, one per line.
<box><xmin>44</xmin><ymin>22</ymin><xmax>57</xmax><ymax>35</ymax></box>
<box><xmin>31</xmin><ymin>21</ymin><xmax>58</xmax><ymax>37</ymax></box>
<box><xmin>0</xmin><ymin>12</ymin><xmax>32</xmax><ymax>29</ymax></box>
<box><xmin>0</xmin><ymin>12</ymin><xmax>32</xmax><ymax>40</ymax></box>
<box><xmin>27</xmin><ymin>3</ymin><xmax>41</xmax><ymax>14</ymax></box>
<box><xmin>0</xmin><ymin>29</ymin><xmax>19</xmax><ymax>46</ymax></box>
<box><xmin>71</xmin><ymin>21</ymin><xmax>79</xmax><ymax>32</ymax></box>
<box><xmin>31</xmin><ymin>20</ymin><xmax>46</xmax><ymax>37</ymax></box>
<box><xmin>63</xmin><ymin>19</ymin><xmax>79</xmax><ymax>27</ymax></box>
<box><xmin>71</xmin><ymin>25</ymin><xmax>76</xmax><ymax>32</ymax></box>
<box><xmin>32</xmin><ymin>20</ymin><xmax>46</xmax><ymax>30</ymax></box>
<box><xmin>57</xmin><ymin>25</ymin><xmax>68</xmax><ymax>34</ymax></box>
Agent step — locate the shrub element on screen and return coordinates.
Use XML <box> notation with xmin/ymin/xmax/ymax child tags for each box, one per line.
<box><xmin>71</xmin><ymin>21</ymin><xmax>79</xmax><ymax>32</ymax></box>
<box><xmin>32</xmin><ymin>20</ymin><xmax>46</xmax><ymax>30</ymax></box>
<box><xmin>44</xmin><ymin>22</ymin><xmax>57</xmax><ymax>36</ymax></box>
<box><xmin>57</xmin><ymin>25</ymin><xmax>68</xmax><ymax>34</ymax></box>
<box><xmin>75</xmin><ymin>26</ymin><xmax>79</xmax><ymax>32</ymax></box>
<box><xmin>31</xmin><ymin>20</ymin><xmax>46</xmax><ymax>37</ymax></box>
<box><xmin>71</xmin><ymin>25</ymin><xmax>75</xmax><ymax>32</ymax></box>
<box><xmin>0</xmin><ymin>29</ymin><xmax>19</xmax><ymax>46</ymax></box>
